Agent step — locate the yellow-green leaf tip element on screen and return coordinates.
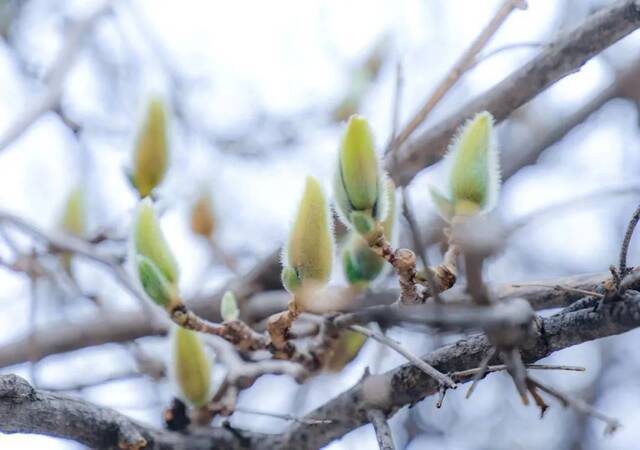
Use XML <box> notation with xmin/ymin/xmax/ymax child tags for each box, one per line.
<box><xmin>133</xmin><ymin>198</ymin><xmax>179</xmax><ymax>284</ymax></box>
<box><xmin>334</xmin><ymin>115</ymin><xmax>388</xmax><ymax>227</ymax></box>
<box><xmin>137</xmin><ymin>255</ymin><xmax>177</xmax><ymax>308</ymax></box>
<box><xmin>283</xmin><ymin>176</ymin><xmax>334</xmax><ymax>292</ymax></box>
<box><xmin>59</xmin><ymin>187</ymin><xmax>86</xmax><ymax>237</ymax></box>
<box><xmin>133</xmin><ymin>97</ymin><xmax>169</xmax><ymax>198</ymax></box>
<box><xmin>446</xmin><ymin>111</ymin><xmax>500</xmax><ymax>215</ymax></box>
<box><xmin>220</xmin><ymin>291</ymin><xmax>239</xmax><ymax>322</ymax></box>
<box><xmin>172</xmin><ymin>326</ymin><xmax>211</xmax><ymax>407</ymax></box>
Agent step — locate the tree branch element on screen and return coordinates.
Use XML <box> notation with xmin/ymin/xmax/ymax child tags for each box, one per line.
<box><xmin>389</xmin><ymin>0</ymin><xmax>640</xmax><ymax>186</ymax></box>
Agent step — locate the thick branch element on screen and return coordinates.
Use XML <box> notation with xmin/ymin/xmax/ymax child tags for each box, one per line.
<box><xmin>389</xmin><ymin>0</ymin><xmax>640</xmax><ymax>186</ymax></box>
<box><xmin>271</xmin><ymin>292</ymin><xmax>640</xmax><ymax>449</ymax></box>
<box><xmin>0</xmin><ymin>374</ymin><xmax>267</xmax><ymax>449</ymax></box>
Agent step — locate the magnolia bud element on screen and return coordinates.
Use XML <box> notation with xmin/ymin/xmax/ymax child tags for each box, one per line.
<box><xmin>342</xmin><ymin>180</ymin><xmax>396</xmax><ymax>286</ymax></box>
<box><xmin>172</xmin><ymin>326</ymin><xmax>211</xmax><ymax>407</ymax></box>
<box><xmin>447</xmin><ymin>111</ymin><xmax>500</xmax><ymax>216</ymax></box>
<box><xmin>59</xmin><ymin>187</ymin><xmax>86</xmax><ymax>237</ymax></box>
<box><xmin>334</xmin><ymin>115</ymin><xmax>387</xmax><ymax>229</ymax></box>
<box><xmin>282</xmin><ymin>176</ymin><xmax>334</xmax><ymax>294</ymax></box>
<box><xmin>220</xmin><ymin>291</ymin><xmax>239</xmax><ymax>322</ymax></box>
<box><xmin>133</xmin><ymin>97</ymin><xmax>169</xmax><ymax>198</ymax></box>
<box><xmin>137</xmin><ymin>255</ymin><xmax>178</xmax><ymax>308</ymax></box>
<box><xmin>326</xmin><ymin>329</ymin><xmax>367</xmax><ymax>372</ymax></box>
<box><xmin>133</xmin><ymin>198</ymin><xmax>179</xmax><ymax>284</ymax></box>
<box><xmin>190</xmin><ymin>191</ymin><xmax>216</xmax><ymax>239</ymax></box>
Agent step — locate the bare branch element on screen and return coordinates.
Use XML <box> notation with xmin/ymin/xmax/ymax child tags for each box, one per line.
<box><xmin>390</xmin><ymin>0</ymin><xmax>640</xmax><ymax>186</ymax></box>
<box><xmin>367</xmin><ymin>409</ymin><xmax>396</xmax><ymax>450</ymax></box>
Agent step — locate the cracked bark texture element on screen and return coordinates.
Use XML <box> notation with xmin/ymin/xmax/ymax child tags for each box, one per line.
<box><xmin>3</xmin><ymin>292</ymin><xmax>640</xmax><ymax>449</ymax></box>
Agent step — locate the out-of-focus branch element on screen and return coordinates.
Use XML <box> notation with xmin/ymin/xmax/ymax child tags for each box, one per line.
<box><xmin>1</xmin><ymin>268</ymin><xmax>635</xmax><ymax>368</ymax></box>
<box><xmin>390</xmin><ymin>0</ymin><xmax>640</xmax><ymax>186</ymax></box>
<box><xmin>0</xmin><ymin>374</ymin><xmax>267</xmax><ymax>450</ymax></box>
<box><xmin>0</xmin><ymin>0</ymin><xmax>114</xmax><ymax>153</ymax></box>
<box><xmin>390</xmin><ymin>0</ymin><xmax>526</xmax><ymax>150</ymax></box>
<box><xmin>367</xmin><ymin>409</ymin><xmax>396</xmax><ymax>450</ymax></box>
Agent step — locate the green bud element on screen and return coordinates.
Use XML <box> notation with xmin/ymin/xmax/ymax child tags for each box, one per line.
<box><xmin>282</xmin><ymin>176</ymin><xmax>334</xmax><ymax>293</ymax></box>
<box><xmin>137</xmin><ymin>255</ymin><xmax>177</xmax><ymax>308</ymax></box>
<box><xmin>59</xmin><ymin>187</ymin><xmax>86</xmax><ymax>237</ymax></box>
<box><xmin>220</xmin><ymin>291</ymin><xmax>239</xmax><ymax>322</ymax></box>
<box><xmin>342</xmin><ymin>180</ymin><xmax>397</xmax><ymax>286</ymax></box>
<box><xmin>326</xmin><ymin>329</ymin><xmax>367</xmax><ymax>372</ymax></box>
<box><xmin>133</xmin><ymin>97</ymin><xmax>169</xmax><ymax>198</ymax></box>
<box><xmin>446</xmin><ymin>111</ymin><xmax>500</xmax><ymax>215</ymax></box>
<box><xmin>133</xmin><ymin>198</ymin><xmax>179</xmax><ymax>284</ymax></box>
<box><xmin>172</xmin><ymin>326</ymin><xmax>211</xmax><ymax>407</ymax></box>
<box><xmin>334</xmin><ymin>115</ymin><xmax>387</xmax><ymax>228</ymax></box>
<box><xmin>349</xmin><ymin>211</ymin><xmax>375</xmax><ymax>235</ymax></box>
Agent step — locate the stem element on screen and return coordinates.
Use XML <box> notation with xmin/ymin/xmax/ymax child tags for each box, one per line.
<box><xmin>619</xmin><ymin>203</ymin><xmax>640</xmax><ymax>278</ymax></box>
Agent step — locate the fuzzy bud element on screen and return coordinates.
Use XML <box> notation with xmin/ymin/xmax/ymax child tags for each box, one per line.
<box><xmin>334</xmin><ymin>115</ymin><xmax>387</xmax><ymax>229</ymax></box>
<box><xmin>172</xmin><ymin>326</ymin><xmax>211</xmax><ymax>407</ymax></box>
<box><xmin>133</xmin><ymin>198</ymin><xmax>179</xmax><ymax>284</ymax></box>
<box><xmin>282</xmin><ymin>176</ymin><xmax>334</xmax><ymax>294</ymax></box>
<box><xmin>137</xmin><ymin>255</ymin><xmax>178</xmax><ymax>308</ymax></box>
<box><xmin>132</xmin><ymin>97</ymin><xmax>169</xmax><ymax>198</ymax></box>
<box><xmin>59</xmin><ymin>187</ymin><xmax>86</xmax><ymax>237</ymax></box>
<box><xmin>342</xmin><ymin>180</ymin><xmax>396</xmax><ymax>286</ymax></box>
<box><xmin>220</xmin><ymin>291</ymin><xmax>239</xmax><ymax>322</ymax></box>
<box><xmin>447</xmin><ymin>111</ymin><xmax>500</xmax><ymax>216</ymax></box>
<box><xmin>190</xmin><ymin>191</ymin><xmax>216</xmax><ymax>239</ymax></box>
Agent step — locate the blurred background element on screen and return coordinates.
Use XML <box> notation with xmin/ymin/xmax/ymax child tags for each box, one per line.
<box><xmin>0</xmin><ymin>0</ymin><xmax>639</xmax><ymax>448</ymax></box>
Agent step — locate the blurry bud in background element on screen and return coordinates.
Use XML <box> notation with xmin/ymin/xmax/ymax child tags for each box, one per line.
<box><xmin>190</xmin><ymin>190</ymin><xmax>216</xmax><ymax>239</ymax></box>
<box><xmin>431</xmin><ymin>111</ymin><xmax>500</xmax><ymax>220</ymax></box>
<box><xmin>281</xmin><ymin>176</ymin><xmax>334</xmax><ymax>297</ymax></box>
<box><xmin>131</xmin><ymin>97</ymin><xmax>169</xmax><ymax>198</ymax></box>
<box><xmin>342</xmin><ymin>180</ymin><xmax>397</xmax><ymax>287</ymax></box>
<box><xmin>57</xmin><ymin>186</ymin><xmax>86</xmax><ymax>273</ymax></box>
<box><xmin>172</xmin><ymin>326</ymin><xmax>212</xmax><ymax>408</ymax></box>
<box><xmin>326</xmin><ymin>329</ymin><xmax>368</xmax><ymax>372</ymax></box>
<box><xmin>332</xmin><ymin>38</ymin><xmax>388</xmax><ymax>122</ymax></box>
<box><xmin>334</xmin><ymin>115</ymin><xmax>388</xmax><ymax>230</ymax></box>
<box><xmin>220</xmin><ymin>290</ymin><xmax>239</xmax><ymax>322</ymax></box>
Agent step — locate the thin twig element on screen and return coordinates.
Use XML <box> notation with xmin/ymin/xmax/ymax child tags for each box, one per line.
<box><xmin>366</xmin><ymin>409</ymin><xmax>395</xmax><ymax>450</ymax></box>
<box><xmin>467</xmin><ymin>41</ymin><xmax>543</xmax><ymax>70</ymax></box>
<box><xmin>528</xmin><ymin>375</ymin><xmax>621</xmax><ymax>434</ymax></box>
<box><xmin>390</xmin><ymin>0</ymin><xmax>526</xmax><ymax>150</ymax></box>
<box><xmin>509</xmin><ymin>283</ymin><xmax>604</xmax><ymax>299</ymax></box>
<box><xmin>348</xmin><ymin>324</ymin><xmax>456</xmax><ymax>389</ymax></box>
<box><xmin>234</xmin><ymin>407</ymin><xmax>331</xmax><ymax>425</ymax></box>
<box><xmin>0</xmin><ymin>0</ymin><xmax>114</xmax><ymax>153</ymax></box>
<box><xmin>386</xmin><ymin>60</ymin><xmax>404</xmax><ymax>158</ymax></box>
<box><xmin>618</xmin><ymin>203</ymin><xmax>640</xmax><ymax>278</ymax></box>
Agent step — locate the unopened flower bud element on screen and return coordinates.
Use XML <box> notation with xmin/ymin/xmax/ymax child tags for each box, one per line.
<box><xmin>172</xmin><ymin>326</ymin><xmax>212</xmax><ymax>407</ymax></box>
<box><xmin>220</xmin><ymin>290</ymin><xmax>239</xmax><ymax>322</ymax></box>
<box><xmin>59</xmin><ymin>187</ymin><xmax>86</xmax><ymax>237</ymax></box>
<box><xmin>342</xmin><ymin>180</ymin><xmax>396</xmax><ymax>286</ymax></box>
<box><xmin>133</xmin><ymin>198</ymin><xmax>179</xmax><ymax>284</ymax></box>
<box><xmin>446</xmin><ymin>111</ymin><xmax>500</xmax><ymax>216</ymax></box>
<box><xmin>137</xmin><ymin>255</ymin><xmax>178</xmax><ymax>308</ymax></box>
<box><xmin>282</xmin><ymin>176</ymin><xmax>334</xmax><ymax>294</ymax></box>
<box><xmin>132</xmin><ymin>97</ymin><xmax>169</xmax><ymax>198</ymax></box>
<box><xmin>190</xmin><ymin>190</ymin><xmax>216</xmax><ymax>239</ymax></box>
<box><xmin>334</xmin><ymin>115</ymin><xmax>387</xmax><ymax>229</ymax></box>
